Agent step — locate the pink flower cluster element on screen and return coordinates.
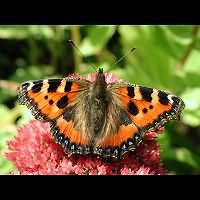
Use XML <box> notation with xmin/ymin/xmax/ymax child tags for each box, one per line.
<box><xmin>6</xmin><ymin>120</ymin><xmax>166</xmax><ymax>175</ymax></box>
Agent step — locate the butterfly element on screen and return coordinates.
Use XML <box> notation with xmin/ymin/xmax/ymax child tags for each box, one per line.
<box><xmin>17</xmin><ymin>68</ymin><xmax>185</xmax><ymax>159</ymax></box>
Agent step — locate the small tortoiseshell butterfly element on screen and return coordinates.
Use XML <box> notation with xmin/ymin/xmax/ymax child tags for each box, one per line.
<box><xmin>17</xmin><ymin>68</ymin><xmax>185</xmax><ymax>159</ymax></box>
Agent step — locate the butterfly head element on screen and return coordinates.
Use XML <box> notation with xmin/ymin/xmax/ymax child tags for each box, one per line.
<box><xmin>98</xmin><ymin>68</ymin><xmax>103</xmax><ymax>73</ymax></box>
<box><xmin>90</xmin><ymin>68</ymin><xmax>107</xmax><ymax>99</ymax></box>
<box><xmin>95</xmin><ymin>68</ymin><xmax>106</xmax><ymax>84</ymax></box>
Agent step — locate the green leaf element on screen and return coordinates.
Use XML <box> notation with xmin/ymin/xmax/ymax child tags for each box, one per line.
<box><xmin>80</xmin><ymin>26</ymin><xmax>116</xmax><ymax>56</ymax></box>
<box><xmin>11</xmin><ymin>65</ymin><xmax>54</xmax><ymax>82</ymax></box>
<box><xmin>182</xmin><ymin>72</ymin><xmax>200</xmax><ymax>88</ymax></box>
<box><xmin>181</xmin><ymin>88</ymin><xmax>200</xmax><ymax>126</ymax></box>
<box><xmin>151</xmin><ymin>26</ymin><xmax>188</xmax><ymax>59</ymax></box>
<box><xmin>119</xmin><ymin>26</ymin><xmax>178</xmax><ymax>89</ymax></box>
<box><xmin>0</xmin><ymin>105</ymin><xmax>15</xmax><ymax>125</ymax></box>
<box><xmin>167</xmin><ymin>25</ymin><xmax>194</xmax><ymax>39</ymax></box>
<box><xmin>0</xmin><ymin>88</ymin><xmax>16</xmax><ymax>104</ymax></box>
<box><xmin>0</xmin><ymin>158</ymin><xmax>15</xmax><ymax>175</ymax></box>
<box><xmin>119</xmin><ymin>25</ymin><xmax>189</xmax><ymax>60</ymax></box>
<box><xmin>194</xmin><ymin>29</ymin><xmax>200</xmax><ymax>50</ymax></box>
<box><xmin>0</xmin><ymin>127</ymin><xmax>16</xmax><ymax>174</ymax></box>
<box><xmin>181</xmin><ymin>88</ymin><xmax>200</xmax><ymax>111</ymax></box>
<box><xmin>175</xmin><ymin>148</ymin><xmax>200</xmax><ymax>170</ymax></box>
<box><xmin>183</xmin><ymin>50</ymin><xmax>200</xmax><ymax>75</ymax></box>
<box><xmin>182</xmin><ymin>110</ymin><xmax>200</xmax><ymax>127</ymax></box>
<box><xmin>0</xmin><ymin>26</ymin><xmax>62</xmax><ymax>40</ymax></box>
<box><xmin>158</xmin><ymin>131</ymin><xmax>200</xmax><ymax>174</ymax></box>
<box><xmin>0</xmin><ymin>26</ymin><xmax>31</xmax><ymax>39</ymax></box>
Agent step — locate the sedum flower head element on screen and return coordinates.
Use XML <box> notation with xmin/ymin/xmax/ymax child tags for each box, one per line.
<box><xmin>6</xmin><ymin>120</ymin><xmax>166</xmax><ymax>175</ymax></box>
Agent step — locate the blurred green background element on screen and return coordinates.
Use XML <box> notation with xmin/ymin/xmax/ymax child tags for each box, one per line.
<box><xmin>0</xmin><ymin>25</ymin><xmax>200</xmax><ymax>175</ymax></box>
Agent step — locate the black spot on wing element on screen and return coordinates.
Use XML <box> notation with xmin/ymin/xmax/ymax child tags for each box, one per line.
<box><xmin>49</xmin><ymin>99</ymin><xmax>54</xmax><ymax>105</ymax></box>
<box><xmin>64</xmin><ymin>81</ymin><xmax>72</xmax><ymax>92</ymax></box>
<box><xmin>128</xmin><ymin>100</ymin><xmax>139</xmax><ymax>116</ymax></box>
<box><xmin>57</xmin><ymin>95</ymin><xmax>68</xmax><ymax>109</ymax></box>
<box><xmin>171</xmin><ymin>96</ymin><xmax>180</xmax><ymax>104</ymax></box>
<box><xmin>142</xmin><ymin>108</ymin><xmax>148</xmax><ymax>113</ymax></box>
<box><xmin>31</xmin><ymin>80</ymin><xmax>43</xmax><ymax>93</ymax></box>
<box><xmin>48</xmin><ymin>79</ymin><xmax>61</xmax><ymax>92</ymax></box>
<box><xmin>158</xmin><ymin>91</ymin><xmax>169</xmax><ymax>105</ymax></box>
<box><xmin>139</xmin><ymin>86</ymin><xmax>153</xmax><ymax>102</ymax></box>
<box><xmin>149</xmin><ymin>105</ymin><xmax>153</xmax><ymax>109</ymax></box>
<box><xmin>127</xmin><ymin>86</ymin><xmax>135</xmax><ymax>98</ymax></box>
<box><xmin>21</xmin><ymin>82</ymin><xmax>30</xmax><ymax>91</ymax></box>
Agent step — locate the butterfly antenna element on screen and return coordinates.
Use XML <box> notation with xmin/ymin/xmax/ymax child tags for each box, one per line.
<box><xmin>67</xmin><ymin>40</ymin><xmax>98</xmax><ymax>72</ymax></box>
<box><xmin>111</xmin><ymin>47</ymin><xmax>136</xmax><ymax>68</ymax></box>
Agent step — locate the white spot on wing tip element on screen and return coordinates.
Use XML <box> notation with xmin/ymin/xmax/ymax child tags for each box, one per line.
<box><xmin>27</xmin><ymin>82</ymin><xmax>34</xmax><ymax>90</ymax></box>
<box><xmin>168</xmin><ymin>94</ymin><xmax>174</xmax><ymax>103</ymax></box>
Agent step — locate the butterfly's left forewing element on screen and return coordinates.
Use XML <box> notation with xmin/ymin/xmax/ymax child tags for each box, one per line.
<box><xmin>18</xmin><ymin>78</ymin><xmax>87</xmax><ymax>121</ymax></box>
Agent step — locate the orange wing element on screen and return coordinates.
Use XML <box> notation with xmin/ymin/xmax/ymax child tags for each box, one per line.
<box><xmin>114</xmin><ymin>85</ymin><xmax>185</xmax><ymax>131</ymax></box>
<box><xmin>50</xmin><ymin>114</ymin><xmax>91</xmax><ymax>155</ymax></box>
<box><xmin>95</xmin><ymin>122</ymin><xmax>141</xmax><ymax>159</ymax></box>
<box><xmin>93</xmin><ymin>84</ymin><xmax>185</xmax><ymax>159</ymax></box>
<box><xmin>18</xmin><ymin>78</ymin><xmax>91</xmax><ymax>155</ymax></box>
<box><xmin>17</xmin><ymin>79</ymin><xmax>85</xmax><ymax>121</ymax></box>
